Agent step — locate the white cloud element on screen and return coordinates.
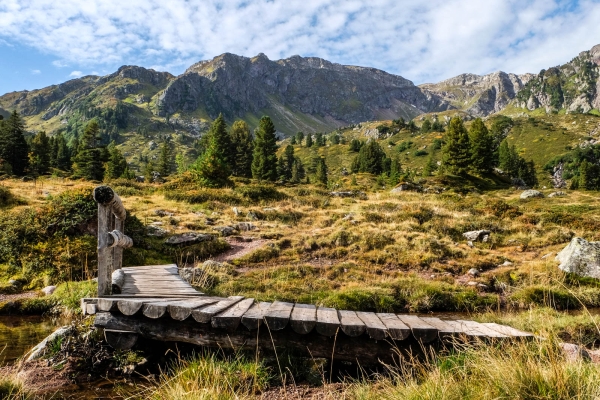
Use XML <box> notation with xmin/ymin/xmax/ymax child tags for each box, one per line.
<box><xmin>69</xmin><ymin>70</ymin><xmax>83</xmax><ymax>78</ymax></box>
<box><xmin>52</xmin><ymin>60</ymin><xmax>68</xmax><ymax>68</ymax></box>
<box><xmin>31</xmin><ymin>69</ymin><xmax>41</xmax><ymax>74</ymax></box>
<box><xmin>1</xmin><ymin>0</ymin><xmax>599</xmax><ymax>83</ymax></box>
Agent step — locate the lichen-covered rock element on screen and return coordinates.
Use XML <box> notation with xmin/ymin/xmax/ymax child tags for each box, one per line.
<box><xmin>463</xmin><ymin>230</ymin><xmax>491</xmax><ymax>242</ymax></box>
<box><xmin>165</xmin><ymin>232</ymin><xmax>214</xmax><ymax>246</ymax></box>
<box><xmin>548</xmin><ymin>191</ymin><xmax>566</xmax><ymax>198</ymax></box>
<box><xmin>41</xmin><ymin>285</ymin><xmax>57</xmax><ymax>296</ymax></box>
<box><xmin>26</xmin><ymin>326</ymin><xmax>72</xmax><ymax>361</ymax></box>
<box><xmin>520</xmin><ymin>190</ymin><xmax>544</xmax><ymax>199</ymax></box>
<box><xmin>556</xmin><ymin>237</ymin><xmax>600</xmax><ymax>278</ymax></box>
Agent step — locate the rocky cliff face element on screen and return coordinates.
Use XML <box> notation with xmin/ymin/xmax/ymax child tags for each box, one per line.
<box><xmin>419</xmin><ymin>71</ymin><xmax>534</xmax><ymax>117</ymax></box>
<box><xmin>155</xmin><ymin>53</ymin><xmax>452</xmax><ymax>131</ymax></box>
<box><xmin>514</xmin><ymin>44</ymin><xmax>600</xmax><ymax>113</ymax></box>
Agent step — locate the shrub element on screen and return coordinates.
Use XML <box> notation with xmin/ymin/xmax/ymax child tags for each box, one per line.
<box><xmin>234</xmin><ymin>185</ymin><xmax>286</xmax><ymax>202</ymax></box>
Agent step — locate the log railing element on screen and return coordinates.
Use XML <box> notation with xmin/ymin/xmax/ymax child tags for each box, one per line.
<box><xmin>93</xmin><ymin>186</ymin><xmax>133</xmax><ymax>297</ymax></box>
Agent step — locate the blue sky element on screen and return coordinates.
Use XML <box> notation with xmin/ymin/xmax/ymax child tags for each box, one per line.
<box><xmin>1</xmin><ymin>0</ymin><xmax>599</xmax><ymax>94</ymax></box>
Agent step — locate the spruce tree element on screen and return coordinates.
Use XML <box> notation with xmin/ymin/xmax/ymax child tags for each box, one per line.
<box><xmin>291</xmin><ymin>158</ymin><xmax>305</xmax><ymax>183</ymax></box>
<box><xmin>498</xmin><ymin>140</ymin><xmax>519</xmax><ymax>177</ymax></box>
<box><xmin>351</xmin><ymin>140</ymin><xmax>387</xmax><ymax>174</ymax></box>
<box><xmin>73</xmin><ymin>120</ymin><xmax>104</xmax><ymax>181</ymax></box>
<box><xmin>305</xmin><ymin>134</ymin><xmax>313</xmax><ymax>148</ymax></box>
<box><xmin>421</xmin><ymin>119</ymin><xmax>432</xmax><ymax>133</ymax></box>
<box><xmin>106</xmin><ymin>141</ymin><xmax>128</xmax><ymax>179</ymax></box>
<box><xmin>290</xmin><ymin>136</ymin><xmax>297</xmax><ymax>145</ymax></box>
<box><xmin>157</xmin><ymin>141</ymin><xmax>172</xmax><ymax>176</ymax></box>
<box><xmin>0</xmin><ymin>111</ymin><xmax>29</xmax><ymax>176</ymax></box>
<box><xmin>55</xmin><ymin>134</ymin><xmax>72</xmax><ymax>171</ymax></box>
<box><xmin>30</xmin><ymin>131</ymin><xmax>51</xmax><ymax>175</ymax></box>
<box><xmin>230</xmin><ymin>120</ymin><xmax>254</xmax><ymax>177</ymax></box>
<box><xmin>315</xmin><ymin>157</ymin><xmax>328</xmax><ymax>185</ymax></box>
<box><xmin>251</xmin><ymin>116</ymin><xmax>278</xmax><ymax>182</ymax></box>
<box><xmin>389</xmin><ymin>158</ymin><xmax>402</xmax><ymax>184</ymax></box>
<box><xmin>441</xmin><ymin>117</ymin><xmax>471</xmax><ymax>175</ymax></box>
<box><xmin>469</xmin><ymin>118</ymin><xmax>494</xmax><ymax>174</ymax></box>
<box><xmin>423</xmin><ymin>153</ymin><xmax>437</xmax><ymax>176</ymax></box>
<box><xmin>192</xmin><ymin>116</ymin><xmax>232</xmax><ymax>187</ymax></box>
<box><xmin>295</xmin><ymin>131</ymin><xmax>304</xmax><ymax>145</ymax></box>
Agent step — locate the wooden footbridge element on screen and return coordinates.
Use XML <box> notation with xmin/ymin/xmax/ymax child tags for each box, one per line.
<box><xmin>83</xmin><ymin>186</ymin><xmax>533</xmax><ymax>364</ymax></box>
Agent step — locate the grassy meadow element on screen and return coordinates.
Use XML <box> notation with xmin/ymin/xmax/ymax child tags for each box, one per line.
<box><xmin>2</xmin><ymin>170</ymin><xmax>600</xmax><ymax>398</ymax></box>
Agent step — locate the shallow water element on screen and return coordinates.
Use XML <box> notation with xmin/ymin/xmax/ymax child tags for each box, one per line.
<box><xmin>0</xmin><ymin>315</ymin><xmax>62</xmax><ymax>366</ymax></box>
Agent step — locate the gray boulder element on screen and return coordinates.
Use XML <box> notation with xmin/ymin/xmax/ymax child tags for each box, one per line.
<box><xmin>214</xmin><ymin>226</ymin><xmax>237</xmax><ymax>237</ymax></box>
<box><xmin>165</xmin><ymin>232</ymin><xmax>214</xmax><ymax>246</ymax></box>
<box><xmin>234</xmin><ymin>222</ymin><xmax>256</xmax><ymax>232</ymax></box>
<box><xmin>391</xmin><ymin>182</ymin><xmax>422</xmax><ymax>193</ymax></box>
<box><xmin>548</xmin><ymin>191</ymin><xmax>566</xmax><ymax>198</ymax></box>
<box><xmin>26</xmin><ymin>326</ymin><xmax>72</xmax><ymax>361</ymax></box>
<box><xmin>41</xmin><ymin>285</ymin><xmax>56</xmax><ymax>296</ymax></box>
<box><xmin>520</xmin><ymin>190</ymin><xmax>544</xmax><ymax>199</ymax></box>
<box><xmin>556</xmin><ymin>237</ymin><xmax>600</xmax><ymax>278</ymax></box>
<box><xmin>463</xmin><ymin>230</ymin><xmax>491</xmax><ymax>242</ymax></box>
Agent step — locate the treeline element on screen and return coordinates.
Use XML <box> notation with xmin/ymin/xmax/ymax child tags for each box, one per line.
<box><xmin>190</xmin><ymin>115</ymin><xmax>327</xmax><ymax>187</ymax></box>
<box><xmin>545</xmin><ymin>144</ymin><xmax>600</xmax><ymax>190</ymax></box>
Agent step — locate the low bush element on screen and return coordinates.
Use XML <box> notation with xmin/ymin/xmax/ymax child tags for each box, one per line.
<box><xmin>234</xmin><ymin>185</ymin><xmax>286</xmax><ymax>202</ymax></box>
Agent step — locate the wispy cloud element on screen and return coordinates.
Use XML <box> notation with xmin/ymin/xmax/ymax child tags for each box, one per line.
<box><xmin>52</xmin><ymin>60</ymin><xmax>68</xmax><ymax>68</ymax></box>
<box><xmin>1</xmin><ymin>0</ymin><xmax>599</xmax><ymax>83</ymax></box>
<box><xmin>31</xmin><ymin>69</ymin><xmax>41</xmax><ymax>75</ymax></box>
<box><xmin>69</xmin><ymin>70</ymin><xmax>83</xmax><ymax>78</ymax></box>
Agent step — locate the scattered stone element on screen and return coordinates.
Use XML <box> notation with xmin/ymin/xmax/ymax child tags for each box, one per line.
<box><xmin>499</xmin><ymin>261</ymin><xmax>513</xmax><ymax>267</ymax></box>
<box><xmin>559</xmin><ymin>342</ymin><xmax>591</xmax><ymax>362</ymax></box>
<box><xmin>329</xmin><ymin>191</ymin><xmax>367</xmax><ymax>199</ymax></box>
<box><xmin>230</xmin><ymin>236</ymin><xmax>253</xmax><ymax>242</ymax></box>
<box><xmin>556</xmin><ymin>237</ymin><xmax>600</xmax><ymax>278</ymax></box>
<box><xmin>548</xmin><ymin>191</ymin><xmax>567</xmax><ymax>198</ymax></box>
<box><xmin>477</xmin><ymin>283</ymin><xmax>488</xmax><ymax>290</ymax></box>
<box><xmin>467</xmin><ymin>241</ymin><xmax>474</xmax><ymax>248</ymax></box>
<box><xmin>148</xmin><ymin>141</ymin><xmax>157</xmax><ymax>150</ymax></box>
<box><xmin>468</xmin><ymin>268</ymin><xmax>480</xmax><ymax>277</ymax></box>
<box><xmin>541</xmin><ymin>253</ymin><xmax>553</xmax><ymax>259</ymax></box>
<box><xmin>520</xmin><ymin>190</ymin><xmax>544</xmax><ymax>199</ymax></box>
<box><xmin>482</xmin><ymin>235</ymin><xmax>490</xmax><ymax>243</ymax></box>
<box><xmin>154</xmin><ymin>209</ymin><xmax>174</xmax><ymax>217</ymax></box>
<box><xmin>467</xmin><ymin>281</ymin><xmax>478</xmax><ymax>286</ymax></box>
<box><xmin>214</xmin><ymin>226</ymin><xmax>237</xmax><ymax>237</ymax></box>
<box><xmin>463</xmin><ymin>230</ymin><xmax>491</xmax><ymax>242</ymax></box>
<box><xmin>150</xmin><ymin>221</ymin><xmax>163</xmax><ymax>226</ymax></box>
<box><xmin>342</xmin><ymin>213</ymin><xmax>354</xmax><ymax>221</ymax></box>
<box><xmin>41</xmin><ymin>286</ymin><xmax>56</xmax><ymax>296</ymax></box>
<box><xmin>147</xmin><ymin>225</ymin><xmax>168</xmax><ymax>237</ymax></box>
<box><xmin>423</xmin><ymin>186</ymin><xmax>446</xmax><ymax>194</ymax></box>
<box><xmin>246</xmin><ymin>212</ymin><xmax>258</xmax><ymax>221</ymax></box>
<box><xmin>234</xmin><ymin>222</ymin><xmax>256</xmax><ymax>232</ymax></box>
<box><xmin>232</xmin><ymin>207</ymin><xmax>241</xmax><ymax>216</ymax></box>
<box><xmin>390</xmin><ymin>182</ymin><xmax>422</xmax><ymax>193</ymax></box>
<box><xmin>205</xmin><ymin>218</ymin><xmax>216</xmax><ymax>225</ymax></box>
<box><xmin>164</xmin><ymin>232</ymin><xmax>213</xmax><ymax>246</ymax></box>
<box><xmin>8</xmin><ymin>279</ymin><xmax>22</xmax><ymax>289</ymax></box>
<box><xmin>263</xmin><ymin>207</ymin><xmax>276</xmax><ymax>212</ymax></box>
<box><xmin>27</xmin><ymin>326</ymin><xmax>72</xmax><ymax>361</ymax></box>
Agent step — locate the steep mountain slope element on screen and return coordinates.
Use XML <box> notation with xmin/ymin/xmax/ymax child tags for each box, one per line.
<box><xmin>420</xmin><ymin>72</ymin><xmax>534</xmax><ymax>117</ymax></box>
<box><xmin>156</xmin><ymin>53</ymin><xmax>451</xmax><ymax>134</ymax></box>
<box><xmin>514</xmin><ymin>45</ymin><xmax>600</xmax><ymax>113</ymax></box>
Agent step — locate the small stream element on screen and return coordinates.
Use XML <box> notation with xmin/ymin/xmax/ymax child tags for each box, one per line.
<box><xmin>0</xmin><ymin>315</ymin><xmax>63</xmax><ymax>366</ymax></box>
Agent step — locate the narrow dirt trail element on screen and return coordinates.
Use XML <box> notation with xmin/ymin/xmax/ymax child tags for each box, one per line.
<box><xmin>211</xmin><ymin>237</ymin><xmax>269</xmax><ymax>262</ymax></box>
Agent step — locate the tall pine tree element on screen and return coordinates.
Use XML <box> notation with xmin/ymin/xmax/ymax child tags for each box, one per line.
<box><xmin>29</xmin><ymin>131</ymin><xmax>51</xmax><ymax>175</ymax></box>
<box><xmin>55</xmin><ymin>133</ymin><xmax>72</xmax><ymax>171</ymax></box>
<box><xmin>0</xmin><ymin>111</ymin><xmax>29</xmax><ymax>176</ymax></box>
<box><xmin>251</xmin><ymin>116</ymin><xmax>278</xmax><ymax>182</ymax></box>
<box><xmin>351</xmin><ymin>140</ymin><xmax>387</xmax><ymax>174</ymax></box>
<box><xmin>315</xmin><ymin>157</ymin><xmax>328</xmax><ymax>185</ymax></box>
<box><xmin>73</xmin><ymin>120</ymin><xmax>104</xmax><ymax>181</ymax></box>
<box><xmin>106</xmin><ymin>141</ymin><xmax>128</xmax><ymax>179</ymax></box>
<box><xmin>157</xmin><ymin>141</ymin><xmax>173</xmax><ymax>176</ymax></box>
<box><xmin>230</xmin><ymin>120</ymin><xmax>254</xmax><ymax>177</ymax></box>
<box><xmin>192</xmin><ymin>116</ymin><xmax>232</xmax><ymax>187</ymax></box>
<box><xmin>469</xmin><ymin>118</ymin><xmax>494</xmax><ymax>174</ymax></box>
<box><xmin>441</xmin><ymin>117</ymin><xmax>471</xmax><ymax>175</ymax></box>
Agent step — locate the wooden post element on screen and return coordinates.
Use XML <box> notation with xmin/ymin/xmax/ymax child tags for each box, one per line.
<box><xmin>94</xmin><ymin>186</ymin><xmax>133</xmax><ymax>297</ymax></box>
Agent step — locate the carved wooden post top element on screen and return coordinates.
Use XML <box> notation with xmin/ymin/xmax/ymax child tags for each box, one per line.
<box><xmin>94</xmin><ymin>185</ymin><xmax>126</xmax><ymax>220</ymax></box>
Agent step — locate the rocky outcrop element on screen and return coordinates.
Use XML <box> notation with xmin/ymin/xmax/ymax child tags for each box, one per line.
<box><xmin>520</xmin><ymin>190</ymin><xmax>544</xmax><ymax>199</ymax></box>
<box><xmin>463</xmin><ymin>230</ymin><xmax>491</xmax><ymax>242</ymax></box>
<box><xmin>420</xmin><ymin>71</ymin><xmax>534</xmax><ymax>117</ymax></box>
<box><xmin>556</xmin><ymin>237</ymin><xmax>600</xmax><ymax>278</ymax></box>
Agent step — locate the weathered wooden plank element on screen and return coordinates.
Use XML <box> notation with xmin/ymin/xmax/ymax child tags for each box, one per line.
<box><xmin>117</xmin><ymin>299</ymin><xmax>150</xmax><ymax>316</ymax></box>
<box><xmin>443</xmin><ymin>320</ymin><xmax>487</xmax><ymax>337</ymax></box>
<box><xmin>142</xmin><ymin>299</ymin><xmax>194</xmax><ymax>319</ymax></box>
<box><xmin>396</xmin><ymin>315</ymin><xmax>438</xmax><ymax>343</ymax></box>
<box><xmin>212</xmin><ymin>298</ymin><xmax>255</xmax><ymax>331</ymax></box>
<box><xmin>168</xmin><ymin>298</ymin><xmax>223</xmax><ymax>321</ymax></box>
<box><xmin>338</xmin><ymin>310</ymin><xmax>366</xmax><ymax>337</ymax></box>
<box><xmin>456</xmin><ymin>320</ymin><xmax>508</xmax><ymax>338</ymax></box>
<box><xmin>420</xmin><ymin>317</ymin><xmax>460</xmax><ymax>340</ymax></box>
<box><xmin>480</xmin><ymin>323</ymin><xmax>534</xmax><ymax>338</ymax></box>
<box><xmin>192</xmin><ymin>296</ymin><xmax>245</xmax><ymax>323</ymax></box>
<box><xmin>376</xmin><ymin>313</ymin><xmax>410</xmax><ymax>340</ymax></box>
<box><xmin>316</xmin><ymin>307</ymin><xmax>340</xmax><ymax>336</ymax></box>
<box><xmin>264</xmin><ymin>301</ymin><xmax>294</xmax><ymax>331</ymax></box>
<box><xmin>241</xmin><ymin>302</ymin><xmax>271</xmax><ymax>330</ymax></box>
<box><xmin>97</xmin><ymin>204</ymin><xmax>113</xmax><ymax>297</ymax></box>
<box><xmin>356</xmin><ymin>312</ymin><xmax>387</xmax><ymax>340</ymax></box>
<box><xmin>290</xmin><ymin>304</ymin><xmax>317</xmax><ymax>335</ymax></box>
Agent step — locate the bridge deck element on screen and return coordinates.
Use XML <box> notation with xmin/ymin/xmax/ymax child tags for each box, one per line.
<box><xmin>83</xmin><ymin>264</ymin><xmax>533</xmax><ymax>363</ymax></box>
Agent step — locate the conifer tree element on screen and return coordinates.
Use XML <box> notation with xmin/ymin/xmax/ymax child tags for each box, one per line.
<box><xmin>192</xmin><ymin>115</ymin><xmax>232</xmax><ymax>187</ymax></box>
<box><xmin>290</xmin><ymin>136</ymin><xmax>297</xmax><ymax>145</ymax></box>
<box><xmin>0</xmin><ymin>110</ymin><xmax>29</xmax><ymax>175</ymax></box>
<box><xmin>251</xmin><ymin>116</ymin><xmax>278</xmax><ymax>181</ymax></box>
<box><xmin>29</xmin><ymin>131</ymin><xmax>51</xmax><ymax>175</ymax></box>
<box><xmin>106</xmin><ymin>141</ymin><xmax>128</xmax><ymax>179</ymax></box>
<box><xmin>291</xmin><ymin>158</ymin><xmax>305</xmax><ymax>183</ymax></box>
<box><xmin>49</xmin><ymin>136</ymin><xmax>58</xmax><ymax>168</ymax></box>
<box><xmin>315</xmin><ymin>157</ymin><xmax>328</xmax><ymax>185</ymax></box>
<box><xmin>144</xmin><ymin>161</ymin><xmax>155</xmax><ymax>183</ymax></box>
<box><xmin>330</xmin><ymin>133</ymin><xmax>340</xmax><ymax>144</ymax></box>
<box><xmin>295</xmin><ymin>131</ymin><xmax>304</xmax><ymax>145</ymax></box>
<box><xmin>229</xmin><ymin>120</ymin><xmax>254</xmax><ymax>177</ymax></box>
<box><xmin>55</xmin><ymin>134</ymin><xmax>72</xmax><ymax>171</ymax></box>
<box><xmin>277</xmin><ymin>144</ymin><xmax>296</xmax><ymax>181</ymax></box>
<box><xmin>441</xmin><ymin>117</ymin><xmax>471</xmax><ymax>175</ymax></box>
<box><xmin>498</xmin><ymin>140</ymin><xmax>518</xmax><ymax>176</ymax></box>
<box><xmin>73</xmin><ymin>120</ymin><xmax>104</xmax><ymax>181</ymax></box>
<box><xmin>351</xmin><ymin>140</ymin><xmax>387</xmax><ymax>175</ymax></box>
<box><xmin>423</xmin><ymin>153</ymin><xmax>437</xmax><ymax>176</ymax></box>
<box><xmin>305</xmin><ymin>134</ymin><xmax>313</xmax><ymax>148</ymax></box>
<box><xmin>421</xmin><ymin>119</ymin><xmax>432</xmax><ymax>133</ymax></box>
<box><xmin>389</xmin><ymin>158</ymin><xmax>402</xmax><ymax>184</ymax></box>
<box><xmin>157</xmin><ymin>141</ymin><xmax>173</xmax><ymax>176</ymax></box>
<box><xmin>469</xmin><ymin>118</ymin><xmax>494</xmax><ymax>174</ymax></box>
